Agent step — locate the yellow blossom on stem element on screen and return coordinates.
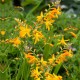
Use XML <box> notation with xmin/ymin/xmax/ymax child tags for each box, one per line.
<box><xmin>44</xmin><ymin>12</ymin><xmax>56</xmax><ymax>20</ymax></box>
<box><xmin>45</xmin><ymin>7</ymin><xmax>61</xmax><ymax>20</ymax></box>
<box><xmin>13</xmin><ymin>37</ymin><xmax>21</xmax><ymax>45</ymax></box>
<box><xmin>63</xmin><ymin>49</ymin><xmax>73</xmax><ymax>57</ymax></box>
<box><xmin>49</xmin><ymin>43</ymin><xmax>54</xmax><ymax>47</ymax></box>
<box><xmin>43</xmin><ymin>7</ymin><xmax>61</xmax><ymax>31</ymax></box>
<box><xmin>0</xmin><ymin>30</ymin><xmax>6</xmax><ymax>35</ymax></box>
<box><xmin>44</xmin><ymin>19</ymin><xmax>54</xmax><ymax>31</ymax></box>
<box><xmin>33</xmin><ymin>29</ymin><xmax>44</xmax><ymax>44</ymax></box>
<box><xmin>19</xmin><ymin>26</ymin><xmax>31</xmax><ymax>38</ymax></box>
<box><xmin>53</xmin><ymin>73</ymin><xmax>62</xmax><ymax>80</ymax></box>
<box><xmin>31</xmin><ymin>67</ymin><xmax>42</xmax><ymax>79</ymax></box>
<box><xmin>58</xmin><ymin>36</ymin><xmax>69</xmax><ymax>45</ymax></box>
<box><xmin>56</xmin><ymin>50</ymin><xmax>73</xmax><ymax>64</ymax></box>
<box><xmin>70</xmin><ymin>32</ymin><xmax>77</xmax><ymax>38</ymax></box>
<box><xmin>64</xmin><ymin>28</ymin><xmax>69</xmax><ymax>31</ymax></box>
<box><xmin>45</xmin><ymin>72</ymin><xmax>62</xmax><ymax>80</ymax></box>
<box><xmin>9</xmin><ymin>37</ymin><xmax>21</xmax><ymax>46</ymax></box>
<box><xmin>37</xmin><ymin>12</ymin><xmax>43</xmax><ymax>23</ymax></box>
<box><xmin>36</xmin><ymin>78</ymin><xmax>40</xmax><ymax>80</ymax></box>
<box><xmin>25</xmin><ymin>53</ymin><xmax>37</xmax><ymax>64</ymax></box>
<box><xmin>51</xmin><ymin>7</ymin><xmax>61</xmax><ymax>15</ymax></box>
<box><xmin>36</xmin><ymin>5</ymin><xmax>61</xmax><ymax>31</ymax></box>
<box><xmin>48</xmin><ymin>54</ymin><xmax>55</xmax><ymax>64</ymax></box>
<box><xmin>40</xmin><ymin>57</ymin><xmax>47</xmax><ymax>67</ymax></box>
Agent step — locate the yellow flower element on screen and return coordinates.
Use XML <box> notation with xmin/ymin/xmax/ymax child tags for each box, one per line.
<box><xmin>19</xmin><ymin>26</ymin><xmax>31</xmax><ymax>38</ymax></box>
<box><xmin>43</xmin><ymin>7</ymin><xmax>61</xmax><ymax>31</ymax></box>
<box><xmin>36</xmin><ymin>6</ymin><xmax>61</xmax><ymax>31</ymax></box>
<box><xmin>63</xmin><ymin>49</ymin><xmax>73</xmax><ymax>57</ymax></box>
<box><xmin>9</xmin><ymin>37</ymin><xmax>21</xmax><ymax>46</ymax></box>
<box><xmin>0</xmin><ymin>30</ymin><xmax>5</xmax><ymax>35</ymax></box>
<box><xmin>25</xmin><ymin>53</ymin><xmax>37</xmax><ymax>64</ymax></box>
<box><xmin>49</xmin><ymin>43</ymin><xmax>54</xmax><ymax>47</ymax></box>
<box><xmin>44</xmin><ymin>19</ymin><xmax>54</xmax><ymax>31</ymax></box>
<box><xmin>14</xmin><ymin>38</ymin><xmax>21</xmax><ymax>45</ymax></box>
<box><xmin>56</xmin><ymin>50</ymin><xmax>73</xmax><ymax>64</ymax></box>
<box><xmin>51</xmin><ymin>7</ymin><xmax>61</xmax><ymax>15</ymax></box>
<box><xmin>37</xmin><ymin>12</ymin><xmax>43</xmax><ymax>22</ymax></box>
<box><xmin>58</xmin><ymin>36</ymin><xmax>69</xmax><ymax>45</ymax></box>
<box><xmin>33</xmin><ymin>29</ymin><xmax>44</xmax><ymax>44</ymax></box>
<box><xmin>70</xmin><ymin>32</ymin><xmax>77</xmax><ymax>38</ymax></box>
<box><xmin>44</xmin><ymin>12</ymin><xmax>55</xmax><ymax>20</ymax></box>
<box><xmin>40</xmin><ymin>57</ymin><xmax>47</xmax><ymax>67</ymax></box>
<box><xmin>48</xmin><ymin>54</ymin><xmax>55</xmax><ymax>64</ymax></box>
<box><xmin>36</xmin><ymin>78</ymin><xmax>41</xmax><ymax>80</ymax></box>
<box><xmin>45</xmin><ymin>7</ymin><xmax>61</xmax><ymax>20</ymax></box>
<box><xmin>31</xmin><ymin>67</ymin><xmax>42</xmax><ymax>79</ymax></box>
<box><xmin>64</xmin><ymin>28</ymin><xmax>69</xmax><ymax>31</ymax></box>
<box><xmin>53</xmin><ymin>73</ymin><xmax>62</xmax><ymax>80</ymax></box>
<box><xmin>45</xmin><ymin>72</ymin><xmax>62</xmax><ymax>80</ymax></box>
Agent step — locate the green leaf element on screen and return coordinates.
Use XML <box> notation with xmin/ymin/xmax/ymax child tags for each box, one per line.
<box><xmin>16</xmin><ymin>59</ymin><xmax>31</xmax><ymax>80</ymax></box>
<box><xmin>54</xmin><ymin>63</ymin><xmax>62</xmax><ymax>74</ymax></box>
<box><xmin>21</xmin><ymin>0</ymin><xmax>42</xmax><ymax>6</ymax></box>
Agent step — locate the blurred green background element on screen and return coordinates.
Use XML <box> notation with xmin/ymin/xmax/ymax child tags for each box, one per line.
<box><xmin>13</xmin><ymin>0</ymin><xmax>80</xmax><ymax>17</ymax></box>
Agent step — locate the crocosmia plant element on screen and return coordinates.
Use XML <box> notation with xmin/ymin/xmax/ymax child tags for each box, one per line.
<box><xmin>0</xmin><ymin>0</ymin><xmax>80</xmax><ymax>80</ymax></box>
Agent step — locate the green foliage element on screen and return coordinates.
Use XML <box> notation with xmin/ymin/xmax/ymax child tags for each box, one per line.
<box><xmin>21</xmin><ymin>0</ymin><xmax>51</xmax><ymax>17</ymax></box>
<box><xmin>21</xmin><ymin>0</ymin><xmax>42</xmax><ymax>6</ymax></box>
<box><xmin>63</xmin><ymin>53</ymin><xmax>80</xmax><ymax>80</ymax></box>
<box><xmin>0</xmin><ymin>0</ymin><xmax>80</xmax><ymax>80</ymax></box>
<box><xmin>54</xmin><ymin>13</ymin><xmax>80</xmax><ymax>80</ymax></box>
<box><xmin>21</xmin><ymin>0</ymin><xmax>43</xmax><ymax>16</ymax></box>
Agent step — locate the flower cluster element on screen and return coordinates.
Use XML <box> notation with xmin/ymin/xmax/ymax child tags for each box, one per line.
<box><xmin>37</xmin><ymin>6</ymin><xmax>61</xmax><ymax>31</ymax></box>
<box><xmin>0</xmin><ymin>1</ymin><xmax>77</xmax><ymax>80</ymax></box>
<box><xmin>25</xmin><ymin>49</ymin><xmax>73</xmax><ymax>80</ymax></box>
